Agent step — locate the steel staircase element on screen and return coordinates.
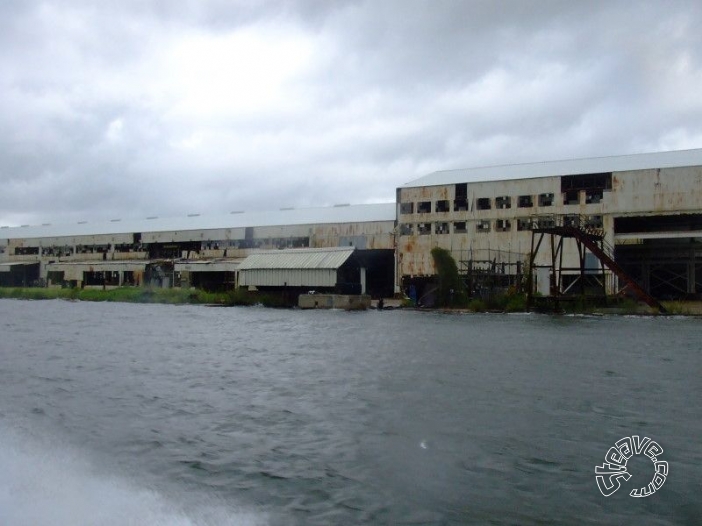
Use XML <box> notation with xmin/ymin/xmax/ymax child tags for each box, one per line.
<box><xmin>533</xmin><ymin>215</ymin><xmax>667</xmax><ymax>313</ymax></box>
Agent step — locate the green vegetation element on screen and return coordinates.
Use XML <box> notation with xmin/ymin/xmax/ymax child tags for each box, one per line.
<box><xmin>430</xmin><ymin>247</ymin><xmax>468</xmax><ymax>307</ymax></box>
<box><xmin>463</xmin><ymin>291</ymin><xmax>527</xmax><ymax>313</ymax></box>
<box><xmin>0</xmin><ymin>287</ymin><xmax>288</xmax><ymax>307</ymax></box>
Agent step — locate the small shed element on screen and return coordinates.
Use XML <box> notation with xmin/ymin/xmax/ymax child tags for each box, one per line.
<box><xmin>237</xmin><ymin>247</ymin><xmax>362</xmax><ymax>292</ymax></box>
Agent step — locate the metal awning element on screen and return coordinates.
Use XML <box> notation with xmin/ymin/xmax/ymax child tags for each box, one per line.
<box><xmin>238</xmin><ymin>247</ymin><xmax>355</xmax><ymax>270</ymax></box>
<box><xmin>175</xmin><ymin>260</ymin><xmax>243</xmax><ymax>273</ymax></box>
<box><xmin>238</xmin><ymin>247</ymin><xmax>356</xmax><ymax>287</ymax></box>
<box><xmin>0</xmin><ymin>262</ymin><xmax>38</xmax><ymax>273</ymax></box>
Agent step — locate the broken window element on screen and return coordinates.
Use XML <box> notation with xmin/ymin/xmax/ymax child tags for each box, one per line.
<box><xmin>518</xmin><ymin>195</ymin><xmax>533</xmax><ymax>208</ymax></box>
<box><xmin>585</xmin><ymin>189</ymin><xmax>604</xmax><ymax>204</ymax></box>
<box><xmin>495</xmin><ymin>196</ymin><xmax>511</xmax><ymax>209</ymax></box>
<box><xmin>435</xmin><ymin>222</ymin><xmax>449</xmax><ymax>234</ymax></box>
<box><xmin>454</xmin><ymin>198</ymin><xmax>468</xmax><ymax>211</ymax></box>
<box><xmin>417</xmin><ymin>201</ymin><xmax>432</xmax><ymax>214</ymax></box>
<box><xmin>496</xmin><ymin>219</ymin><xmax>511</xmax><ymax>232</ymax></box>
<box><xmin>418</xmin><ymin>223</ymin><xmax>432</xmax><ymax>235</ymax></box>
<box><xmin>538</xmin><ymin>193</ymin><xmax>554</xmax><ymax>207</ymax></box>
<box><xmin>517</xmin><ymin>218</ymin><xmax>532</xmax><ymax>231</ymax></box>
<box><xmin>476</xmin><ymin>220</ymin><xmax>491</xmax><ymax>233</ymax></box>
<box><xmin>400</xmin><ymin>202</ymin><xmax>414</xmax><ymax>214</ymax></box>
<box><xmin>537</xmin><ymin>217</ymin><xmax>556</xmax><ymax>229</ymax></box>
<box><xmin>14</xmin><ymin>246</ymin><xmax>39</xmax><ymax>255</ymax></box>
<box><xmin>563</xmin><ymin>189</ymin><xmax>580</xmax><ymax>205</ymax></box>
<box><xmin>435</xmin><ymin>200</ymin><xmax>450</xmax><ymax>213</ymax></box>
<box><xmin>585</xmin><ymin>215</ymin><xmax>603</xmax><ymax>229</ymax></box>
<box><xmin>453</xmin><ymin>221</ymin><xmax>467</xmax><ymax>233</ymax></box>
<box><xmin>476</xmin><ymin>198</ymin><xmax>492</xmax><ymax>210</ymax></box>
<box><xmin>399</xmin><ymin>224</ymin><xmax>414</xmax><ymax>235</ymax></box>
<box><xmin>454</xmin><ymin>183</ymin><xmax>468</xmax><ymax>211</ymax></box>
<box><xmin>561</xmin><ymin>172</ymin><xmax>612</xmax><ymax>192</ymax></box>
<box><xmin>563</xmin><ymin>215</ymin><xmax>581</xmax><ymax>228</ymax></box>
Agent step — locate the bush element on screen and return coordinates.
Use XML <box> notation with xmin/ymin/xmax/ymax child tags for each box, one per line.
<box><xmin>430</xmin><ymin>247</ymin><xmax>468</xmax><ymax>307</ymax></box>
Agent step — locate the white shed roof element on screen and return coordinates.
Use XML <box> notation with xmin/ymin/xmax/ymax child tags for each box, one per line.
<box><xmin>1</xmin><ymin>203</ymin><xmax>396</xmax><ymax>240</ymax></box>
<box><xmin>404</xmin><ymin>148</ymin><xmax>702</xmax><ymax>188</ymax></box>
<box><xmin>238</xmin><ymin>247</ymin><xmax>355</xmax><ymax>271</ymax></box>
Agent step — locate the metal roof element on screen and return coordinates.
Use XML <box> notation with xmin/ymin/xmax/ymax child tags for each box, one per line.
<box><xmin>404</xmin><ymin>148</ymin><xmax>702</xmax><ymax>188</ymax></box>
<box><xmin>1</xmin><ymin>203</ymin><xmax>396</xmax><ymax>240</ymax></box>
<box><xmin>238</xmin><ymin>247</ymin><xmax>355</xmax><ymax>271</ymax></box>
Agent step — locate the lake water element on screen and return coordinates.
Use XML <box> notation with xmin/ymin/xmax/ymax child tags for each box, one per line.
<box><xmin>0</xmin><ymin>299</ymin><xmax>700</xmax><ymax>525</ymax></box>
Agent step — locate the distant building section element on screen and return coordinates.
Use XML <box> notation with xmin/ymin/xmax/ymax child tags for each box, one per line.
<box><xmin>0</xmin><ymin>204</ymin><xmax>396</xmax><ymax>297</ymax></box>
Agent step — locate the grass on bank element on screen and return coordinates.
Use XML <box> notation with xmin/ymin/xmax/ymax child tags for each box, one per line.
<box><xmin>0</xmin><ymin>287</ymin><xmax>288</xmax><ymax>307</ymax></box>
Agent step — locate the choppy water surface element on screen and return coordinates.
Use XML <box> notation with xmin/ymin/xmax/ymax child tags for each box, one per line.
<box><xmin>0</xmin><ymin>299</ymin><xmax>700</xmax><ymax>525</ymax></box>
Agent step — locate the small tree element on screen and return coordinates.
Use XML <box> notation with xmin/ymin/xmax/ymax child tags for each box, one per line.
<box><xmin>431</xmin><ymin>247</ymin><xmax>467</xmax><ymax>307</ymax></box>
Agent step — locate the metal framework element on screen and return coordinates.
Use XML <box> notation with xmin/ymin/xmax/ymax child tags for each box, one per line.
<box><xmin>526</xmin><ymin>214</ymin><xmax>666</xmax><ymax>313</ymax></box>
<box><xmin>457</xmin><ymin>248</ymin><xmax>527</xmax><ymax>298</ymax></box>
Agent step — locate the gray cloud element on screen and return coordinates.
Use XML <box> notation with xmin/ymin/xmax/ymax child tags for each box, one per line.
<box><xmin>1</xmin><ymin>1</ymin><xmax>702</xmax><ymax>226</ymax></box>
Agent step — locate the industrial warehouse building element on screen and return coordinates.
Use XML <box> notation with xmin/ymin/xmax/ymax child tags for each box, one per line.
<box><xmin>2</xmin><ymin>148</ymin><xmax>702</xmax><ymax>305</ymax></box>
<box><xmin>397</xmin><ymin>148</ymin><xmax>702</xmax><ymax>304</ymax></box>
<box><xmin>0</xmin><ymin>204</ymin><xmax>396</xmax><ymax>297</ymax></box>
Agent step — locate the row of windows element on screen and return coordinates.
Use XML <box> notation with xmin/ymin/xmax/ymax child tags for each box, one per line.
<box><xmin>400</xmin><ymin>188</ymin><xmax>606</xmax><ymax>215</ymax></box>
<box><xmin>399</xmin><ymin>216</ymin><xmax>603</xmax><ymax>235</ymax></box>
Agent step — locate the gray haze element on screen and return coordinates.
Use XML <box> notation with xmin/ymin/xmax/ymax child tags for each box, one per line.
<box><xmin>2</xmin><ymin>0</ymin><xmax>701</xmax><ymax>226</ymax></box>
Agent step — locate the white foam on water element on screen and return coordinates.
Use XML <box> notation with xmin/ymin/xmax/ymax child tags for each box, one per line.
<box><xmin>0</xmin><ymin>426</ymin><xmax>267</xmax><ymax>526</ymax></box>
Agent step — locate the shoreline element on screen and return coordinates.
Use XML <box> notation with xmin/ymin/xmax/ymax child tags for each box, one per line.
<box><xmin>1</xmin><ymin>287</ymin><xmax>701</xmax><ymax>315</ymax></box>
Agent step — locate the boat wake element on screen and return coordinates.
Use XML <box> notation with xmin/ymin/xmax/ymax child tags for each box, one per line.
<box><xmin>0</xmin><ymin>425</ymin><xmax>267</xmax><ymax>526</ymax></box>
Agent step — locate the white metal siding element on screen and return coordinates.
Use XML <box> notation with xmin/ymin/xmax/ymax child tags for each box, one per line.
<box><xmin>239</xmin><ymin>268</ymin><xmax>338</xmax><ymax>288</ymax></box>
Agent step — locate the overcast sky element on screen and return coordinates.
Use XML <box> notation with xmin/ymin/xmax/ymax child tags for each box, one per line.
<box><xmin>1</xmin><ymin>0</ymin><xmax>701</xmax><ymax>227</ymax></box>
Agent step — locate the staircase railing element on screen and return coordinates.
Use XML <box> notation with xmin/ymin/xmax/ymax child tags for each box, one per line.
<box><xmin>530</xmin><ymin>214</ymin><xmax>665</xmax><ymax>313</ymax></box>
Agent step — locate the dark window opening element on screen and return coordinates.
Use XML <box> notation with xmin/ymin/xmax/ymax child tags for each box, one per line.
<box><xmin>538</xmin><ymin>217</ymin><xmax>556</xmax><ymax>229</ymax></box>
<box><xmin>585</xmin><ymin>215</ymin><xmax>603</xmax><ymax>229</ymax></box>
<box><xmin>476</xmin><ymin>198</ymin><xmax>492</xmax><ymax>210</ymax></box>
<box><xmin>454</xmin><ymin>198</ymin><xmax>468</xmax><ymax>211</ymax></box>
<box><xmin>399</xmin><ymin>224</ymin><xmax>413</xmax><ymax>235</ymax></box>
<box><xmin>561</xmin><ymin>172</ymin><xmax>612</xmax><ymax>192</ymax></box>
<box><xmin>453</xmin><ymin>221</ymin><xmax>467</xmax><ymax>233</ymax></box>
<box><xmin>14</xmin><ymin>246</ymin><xmax>39</xmax><ymax>255</ymax></box>
<box><xmin>564</xmin><ymin>189</ymin><xmax>580</xmax><ymax>205</ymax></box>
<box><xmin>518</xmin><ymin>195</ymin><xmax>533</xmax><ymax>208</ymax></box>
<box><xmin>455</xmin><ymin>183</ymin><xmax>468</xmax><ymax>199</ymax></box>
<box><xmin>47</xmin><ymin>271</ymin><xmax>65</xmax><ymax>285</ymax></box>
<box><xmin>418</xmin><ymin>223</ymin><xmax>432</xmax><ymax>235</ymax></box>
<box><xmin>84</xmin><ymin>271</ymin><xmax>121</xmax><ymax>287</ymax></box>
<box><xmin>435</xmin><ymin>222</ymin><xmax>449</xmax><ymax>234</ymax></box>
<box><xmin>517</xmin><ymin>218</ymin><xmax>532</xmax><ymax>231</ymax></box>
<box><xmin>454</xmin><ymin>183</ymin><xmax>468</xmax><ymax>211</ymax></box>
<box><xmin>495</xmin><ymin>196</ymin><xmax>511</xmax><ymax>209</ymax></box>
<box><xmin>476</xmin><ymin>220</ymin><xmax>491</xmax><ymax>233</ymax></box>
<box><xmin>538</xmin><ymin>193</ymin><xmax>554</xmax><ymax>207</ymax></box>
<box><xmin>585</xmin><ymin>189</ymin><xmax>604</xmax><ymax>204</ymax></box>
<box><xmin>614</xmin><ymin>213</ymin><xmax>702</xmax><ymax>234</ymax></box>
<box><xmin>400</xmin><ymin>202</ymin><xmax>414</xmax><ymax>214</ymax></box>
<box><xmin>417</xmin><ymin>201</ymin><xmax>431</xmax><ymax>214</ymax></box>
<box><xmin>496</xmin><ymin>219</ymin><xmax>511</xmax><ymax>232</ymax></box>
<box><xmin>435</xmin><ymin>200</ymin><xmax>450</xmax><ymax>213</ymax></box>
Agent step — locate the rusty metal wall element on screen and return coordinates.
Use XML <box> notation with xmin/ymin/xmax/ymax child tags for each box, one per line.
<box><xmin>396</xmin><ymin>165</ymin><xmax>702</xmax><ymax>281</ymax></box>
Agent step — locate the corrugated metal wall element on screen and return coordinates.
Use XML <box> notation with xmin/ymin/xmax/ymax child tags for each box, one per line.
<box><xmin>238</xmin><ymin>268</ymin><xmax>338</xmax><ymax>288</ymax></box>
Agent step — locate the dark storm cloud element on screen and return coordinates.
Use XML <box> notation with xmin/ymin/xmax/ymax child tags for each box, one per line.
<box><xmin>1</xmin><ymin>1</ymin><xmax>702</xmax><ymax>226</ymax></box>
